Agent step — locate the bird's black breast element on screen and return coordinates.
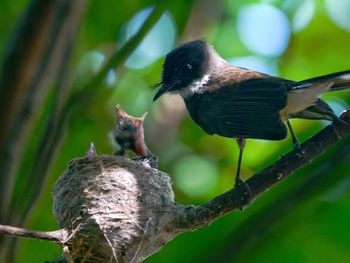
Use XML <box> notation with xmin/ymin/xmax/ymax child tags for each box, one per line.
<box><xmin>184</xmin><ymin>77</ymin><xmax>289</xmax><ymax>140</ymax></box>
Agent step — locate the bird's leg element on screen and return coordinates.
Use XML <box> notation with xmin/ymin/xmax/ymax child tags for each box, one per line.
<box><xmin>286</xmin><ymin>120</ymin><xmax>310</xmax><ymax>163</ymax></box>
<box><xmin>234</xmin><ymin>138</ymin><xmax>251</xmax><ymax>207</ymax></box>
<box><xmin>235</xmin><ymin>138</ymin><xmax>245</xmax><ymax>185</ymax></box>
<box><xmin>287</xmin><ymin>120</ymin><xmax>302</xmax><ymax>151</ymax></box>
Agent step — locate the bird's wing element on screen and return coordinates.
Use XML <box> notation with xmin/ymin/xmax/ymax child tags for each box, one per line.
<box><xmin>193</xmin><ymin>77</ymin><xmax>289</xmax><ymax>140</ymax></box>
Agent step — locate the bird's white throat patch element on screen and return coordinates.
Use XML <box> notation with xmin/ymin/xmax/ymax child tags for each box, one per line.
<box><xmin>178</xmin><ymin>74</ymin><xmax>211</xmax><ymax>98</ymax></box>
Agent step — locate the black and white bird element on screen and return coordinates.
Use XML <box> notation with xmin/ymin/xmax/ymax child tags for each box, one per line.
<box><xmin>153</xmin><ymin>39</ymin><xmax>350</xmax><ymax>187</ymax></box>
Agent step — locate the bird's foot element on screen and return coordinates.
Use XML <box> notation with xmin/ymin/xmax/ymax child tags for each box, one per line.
<box><xmin>293</xmin><ymin>144</ymin><xmax>310</xmax><ymax>164</ymax></box>
<box><xmin>333</xmin><ymin>116</ymin><xmax>350</xmax><ymax>130</ymax></box>
<box><xmin>235</xmin><ymin>177</ymin><xmax>252</xmax><ymax>210</ymax></box>
<box><xmin>294</xmin><ymin>144</ymin><xmax>305</xmax><ymax>157</ymax></box>
<box><xmin>132</xmin><ymin>155</ymin><xmax>159</xmax><ymax>169</ymax></box>
<box><xmin>287</xmin><ymin>120</ymin><xmax>309</xmax><ymax>162</ymax></box>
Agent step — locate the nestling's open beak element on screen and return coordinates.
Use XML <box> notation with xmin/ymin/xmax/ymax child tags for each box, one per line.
<box><xmin>153</xmin><ymin>85</ymin><xmax>170</xmax><ymax>101</ymax></box>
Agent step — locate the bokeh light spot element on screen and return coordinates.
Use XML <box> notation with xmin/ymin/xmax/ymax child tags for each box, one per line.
<box><xmin>292</xmin><ymin>0</ymin><xmax>315</xmax><ymax>32</ymax></box>
<box><xmin>237</xmin><ymin>3</ymin><xmax>290</xmax><ymax>56</ymax></box>
<box><xmin>174</xmin><ymin>155</ymin><xmax>218</xmax><ymax>197</ymax></box>
<box><xmin>325</xmin><ymin>0</ymin><xmax>350</xmax><ymax>32</ymax></box>
<box><xmin>323</xmin><ymin>97</ymin><xmax>349</xmax><ymax>116</ymax></box>
<box><xmin>78</xmin><ymin>50</ymin><xmax>117</xmax><ymax>85</ymax></box>
<box><xmin>228</xmin><ymin>56</ymin><xmax>278</xmax><ymax>75</ymax></box>
<box><xmin>79</xmin><ymin>50</ymin><xmax>105</xmax><ymax>73</ymax></box>
<box><xmin>121</xmin><ymin>7</ymin><xmax>177</xmax><ymax>69</ymax></box>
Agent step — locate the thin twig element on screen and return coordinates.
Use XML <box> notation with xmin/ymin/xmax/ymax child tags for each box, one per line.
<box><xmin>0</xmin><ymin>224</ymin><xmax>66</xmax><ymax>244</ymax></box>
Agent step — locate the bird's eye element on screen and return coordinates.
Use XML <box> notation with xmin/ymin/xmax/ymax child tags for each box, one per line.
<box><xmin>186</xmin><ymin>64</ymin><xmax>192</xmax><ymax>70</ymax></box>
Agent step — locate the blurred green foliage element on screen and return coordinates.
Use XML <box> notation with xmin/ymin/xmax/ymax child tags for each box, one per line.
<box><xmin>1</xmin><ymin>0</ymin><xmax>350</xmax><ymax>262</ymax></box>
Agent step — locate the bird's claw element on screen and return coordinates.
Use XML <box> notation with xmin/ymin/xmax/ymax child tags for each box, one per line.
<box><xmin>294</xmin><ymin>145</ymin><xmax>310</xmax><ymax>164</ymax></box>
<box><xmin>235</xmin><ymin>177</ymin><xmax>252</xmax><ymax>210</ymax></box>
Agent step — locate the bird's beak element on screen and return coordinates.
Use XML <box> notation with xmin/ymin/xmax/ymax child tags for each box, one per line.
<box><xmin>153</xmin><ymin>85</ymin><xmax>170</xmax><ymax>101</ymax></box>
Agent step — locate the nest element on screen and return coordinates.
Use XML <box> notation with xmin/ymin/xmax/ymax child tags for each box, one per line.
<box><xmin>53</xmin><ymin>155</ymin><xmax>181</xmax><ymax>263</ymax></box>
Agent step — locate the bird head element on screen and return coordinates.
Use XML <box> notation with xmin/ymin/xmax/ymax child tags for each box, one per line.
<box><xmin>153</xmin><ymin>39</ymin><xmax>224</xmax><ymax>101</ymax></box>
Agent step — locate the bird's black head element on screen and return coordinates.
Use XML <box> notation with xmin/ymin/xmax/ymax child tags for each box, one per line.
<box><xmin>153</xmin><ymin>39</ymin><xmax>210</xmax><ymax>101</ymax></box>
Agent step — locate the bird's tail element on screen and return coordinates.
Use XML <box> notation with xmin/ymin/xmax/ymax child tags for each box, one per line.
<box><xmin>291</xmin><ymin>70</ymin><xmax>350</xmax><ymax>92</ymax></box>
<box><xmin>286</xmin><ymin>70</ymin><xmax>350</xmax><ymax>121</ymax></box>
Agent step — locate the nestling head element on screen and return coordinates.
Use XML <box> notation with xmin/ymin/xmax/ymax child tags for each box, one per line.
<box><xmin>153</xmin><ymin>39</ymin><xmax>226</xmax><ymax>100</ymax></box>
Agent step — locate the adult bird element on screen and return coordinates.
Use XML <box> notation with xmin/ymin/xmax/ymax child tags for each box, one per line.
<box><xmin>153</xmin><ymin>39</ymin><xmax>350</xmax><ymax>189</ymax></box>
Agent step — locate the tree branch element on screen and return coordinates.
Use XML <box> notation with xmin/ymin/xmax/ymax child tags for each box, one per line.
<box><xmin>0</xmin><ymin>224</ymin><xmax>66</xmax><ymax>244</ymax></box>
<box><xmin>174</xmin><ymin>110</ymin><xmax>350</xmax><ymax>230</ymax></box>
<box><xmin>211</xmin><ymin>136</ymin><xmax>350</xmax><ymax>262</ymax></box>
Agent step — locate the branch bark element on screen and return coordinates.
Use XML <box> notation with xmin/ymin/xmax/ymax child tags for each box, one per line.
<box><xmin>1</xmin><ymin>110</ymin><xmax>349</xmax><ymax>263</ymax></box>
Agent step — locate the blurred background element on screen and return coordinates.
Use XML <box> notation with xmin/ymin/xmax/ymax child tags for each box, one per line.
<box><xmin>1</xmin><ymin>0</ymin><xmax>350</xmax><ymax>262</ymax></box>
